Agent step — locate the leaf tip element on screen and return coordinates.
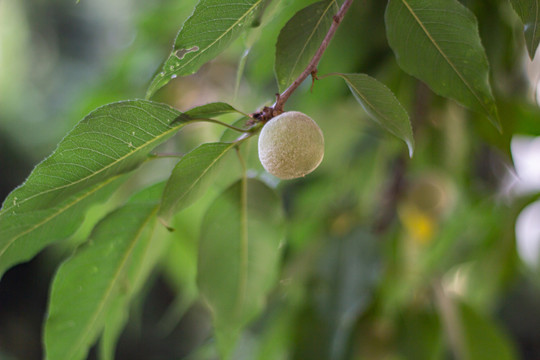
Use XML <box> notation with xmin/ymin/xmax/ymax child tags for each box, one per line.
<box><xmin>406</xmin><ymin>138</ymin><xmax>415</xmax><ymax>158</ymax></box>
<box><xmin>146</xmin><ymin>70</ymin><xmax>169</xmax><ymax>100</ymax></box>
<box><xmin>485</xmin><ymin>107</ymin><xmax>502</xmax><ymax>133</ymax></box>
<box><xmin>158</xmin><ymin>217</ymin><xmax>175</xmax><ymax>232</ymax></box>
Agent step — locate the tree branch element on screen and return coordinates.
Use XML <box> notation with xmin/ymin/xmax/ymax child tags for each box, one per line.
<box><xmin>254</xmin><ymin>0</ymin><xmax>354</xmax><ymax>121</ymax></box>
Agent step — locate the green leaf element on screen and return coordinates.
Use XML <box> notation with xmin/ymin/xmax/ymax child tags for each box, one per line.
<box><xmin>158</xmin><ymin>185</ymin><xmax>226</xmax><ymax>335</ymax></box>
<box><xmin>159</xmin><ymin>142</ymin><xmax>239</xmax><ymax>222</ymax></box>
<box><xmin>510</xmin><ymin>0</ymin><xmax>540</xmax><ymax>58</ymax></box>
<box><xmin>172</xmin><ymin>102</ymin><xmax>249</xmax><ymax>127</ymax></box>
<box><xmin>385</xmin><ymin>0</ymin><xmax>500</xmax><ymax>129</ymax></box>
<box><xmin>146</xmin><ymin>0</ymin><xmax>266</xmax><ymax>98</ymax></box>
<box><xmin>99</xmin><ymin>182</ymin><xmax>171</xmax><ymax>360</ymax></box>
<box><xmin>458</xmin><ymin>301</ymin><xmax>519</xmax><ymax>360</ymax></box>
<box><xmin>183</xmin><ymin>102</ymin><xmax>247</xmax><ymax>118</ymax></box>
<box><xmin>1</xmin><ymin>100</ymin><xmax>183</xmax><ymax>215</ymax></box>
<box><xmin>45</xmin><ymin>184</ymin><xmax>168</xmax><ymax>360</ymax></box>
<box><xmin>198</xmin><ymin>178</ymin><xmax>285</xmax><ymax>359</ymax></box>
<box><xmin>314</xmin><ymin>229</ymin><xmax>382</xmax><ymax>360</ymax></box>
<box><xmin>333</xmin><ymin>73</ymin><xmax>414</xmax><ymax>156</ymax></box>
<box><xmin>0</xmin><ymin>100</ymin><xmax>189</xmax><ymax>277</ymax></box>
<box><xmin>99</xmin><ymin>297</ymin><xmax>129</xmax><ymax>360</ymax></box>
<box><xmin>397</xmin><ymin>310</ymin><xmax>444</xmax><ymax>360</ymax></box>
<box><xmin>235</xmin><ymin>46</ymin><xmax>253</xmax><ymax>99</ymax></box>
<box><xmin>0</xmin><ymin>176</ymin><xmax>122</xmax><ymax>279</ymax></box>
<box><xmin>255</xmin><ymin>307</ymin><xmax>295</xmax><ymax>360</ymax></box>
<box><xmin>275</xmin><ymin>0</ymin><xmax>338</xmax><ymax>92</ymax></box>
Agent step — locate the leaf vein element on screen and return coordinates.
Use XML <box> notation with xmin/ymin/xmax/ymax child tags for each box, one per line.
<box><xmin>0</xmin><ymin>176</ymin><xmax>120</xmax><ymax>258</ymax></box>
<box><xmin>7</xmin><ymin>123</ymin><xmax>182</xmax><ymax>211</ymax></box>
<box><xmin>399</xmin><ymin>0</ymin><xmax>491</xmax><ymax>118</ymax></box>
<box><xmin>287</xmin><ymin>0</ymin><xmax>337</xmax><ymax>86</ymax></box>
<box><xmin>176</xmin><ymin>0</ymin><xmax>263</xmax><ymax>73</ymax></box>
<box><xmin>65</xmin><ymin>206</ymin><xmax>158</xmax><ymax>360</ymax></box>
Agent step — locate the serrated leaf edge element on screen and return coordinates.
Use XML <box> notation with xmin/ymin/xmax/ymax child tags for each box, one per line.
<box><xmin>0</xmin><ymin>175</ymin><xmax>120</xmax><ymax>260</ymax></box>
<box><xmin>0</xmin><ymin>102</ymin><xmax>182</xmax><ymax>215</ymax></box>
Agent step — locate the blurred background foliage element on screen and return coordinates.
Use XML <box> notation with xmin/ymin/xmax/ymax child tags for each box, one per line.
<box><xmin>1</xmin><ymin>0</ymin><xmax>540</xmax><ymax>359</ymax></box>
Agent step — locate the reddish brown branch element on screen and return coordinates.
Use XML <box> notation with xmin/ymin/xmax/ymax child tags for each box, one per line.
<box><xmin>253</xmin><ymin>0</ymin><xmax>354</xmax><ymax>121</ymax></box>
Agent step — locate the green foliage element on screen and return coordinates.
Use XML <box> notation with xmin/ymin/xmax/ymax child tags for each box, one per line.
<box><xmin>146</xmin><ymin>0</ymin><xmax>266</xmax><ymax>98</ymax></box>
<box><xmin>159</xmin><ymin>142</ymin><xmax>239</xmax><ymax>222</ymax></box>
<box><xmin>198</xmin><ymin>178</ymin><xmax>285</xmax><ymax>358</ymax></box>
<box><xmin>179</xmin><ymin>102</ymin><xmax>248</xmax><ymax>120</ymax></box>
<box><xmin>0</xmin><ymin>177</ymin><xmax>123</xmax><ymax>277</ymax></box>
<box><xmin>333</xmin><ymin>73</ymin><xmax>414</xmax><ymax>156</ymax></box>
<box><xmin>0</xmin><ymin>0</ymin><xmax>538</xmax><ymax>359</ymax></box>
<box><xmin>385</xmin><ymin>0</ymin><xmax>500</xmax><ymax>129</ymax></box>
<box><xmin>509</xmin><ymin>0</ymin><xmax>540</xmax><ymax>58</ymax></box>
<box><xmin>313</xmin><ymin>229</ymin><xmax>382</xmax><ymax>359</ymax></box>
<box><xmin>45</xmin><ymin>184</ymin><xmax>169</xmax><ymax>360</ymax></box>
<box><xmin>275</xmin><ymin>0</ymin><xmax>338</xmax><ymax>92</ymax></box>
<box><xmin>459</xmin><ymin>300</ymin><xmax>520</xmax><ymax>360</ymax></box>
<box><xmin>0</xmin><ymin>101</ymin><xmax>189</xmax><ymax>279</ymax></box>
<box><xmin>1</xmin><ymin>101</ymin><xmax>182</xmax><ymax>214</ymax></box>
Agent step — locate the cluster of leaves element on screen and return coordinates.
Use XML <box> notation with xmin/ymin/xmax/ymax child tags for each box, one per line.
<box><xmin>0</xmin><ymin>0</ymin><xmax>539</xmax><ymax>359</ymax></box>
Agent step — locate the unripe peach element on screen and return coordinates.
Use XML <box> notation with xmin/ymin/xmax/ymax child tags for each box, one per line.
<box><xmin>258</xmin><ymin>111</ymin><xmax>324</xmax><ymax>179</ymax></box>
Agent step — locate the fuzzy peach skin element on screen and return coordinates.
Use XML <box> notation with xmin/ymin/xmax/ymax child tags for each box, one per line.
<box><xmin>258</xmin><ymin>111</ymin><xmax>324</xmax><ymax>179</ymax></box>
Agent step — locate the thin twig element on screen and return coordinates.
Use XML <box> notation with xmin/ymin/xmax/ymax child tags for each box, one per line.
<box><xmin>251</xmin><ymin>0</ymin><xmax>354</xmax><ymax>121</ymax></box>
<box><xmin>272</xmin><ymin>0</ymin><xmax>354</xmax><ymax>114</ymax></box>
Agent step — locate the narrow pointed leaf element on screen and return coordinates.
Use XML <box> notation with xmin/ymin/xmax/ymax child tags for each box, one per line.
<box><xmin>100</xmin><ymin>184</ymin><xmax>172</xmax><ymax>360</ymax></box>
<box><xmin>458</xmin><ymin>301</ymin><xmax>519</xmax><ymax>360</ymax></box>
<box><xmin>275</xmin><ymin>0</ymin><xmax>338</xmax><ymax>92</ymax></box>
<box><xmin>510</xmin><ymin>0</ymin><xmax>540</xmax><ymax>58</ymax></box>
<box><xmin>45</xmin><ymin>185</ymin><xmax>168</xmax><ymax>360</ymax></box>
<box><xmin>146</xmin><ymin>0</ymin><xmax>265</xmax><ymax>98</ymax></box>
<box><xmin>198</xmin><ymin>178</ymin><xmax>285</xmax><ymax>358</ymax></box>
<box><xmin>99</xmin><ymin>297</ymin><xmax>129</xmax><ymax>360</ymax></box>
<box><xmin>0</xmin><ymin>176</ymin><xmax>122</xmax><ymax>279</ymax></box>
<box><xmin>0</xmin><ymin>100</ymin><xmax>189</xmax><ymax>277</ymax></box>
<box><xmin>385</xmin><ymin>0</ymin><xmax>500</xmax><ymax>129</ymax></box>
<box><xmin>1</xmin><ymin>100</ymin><xmax>183</xmax><ymax>216</ymax></box>
<box><xmin>159</xmin><ymin>142</ymin><xmax>238</xmax><ymax>221</ymax></box>
<box><xmin>172</xmin><ymin>102</ymin><xmax>248</xmax><ymax>125</ymax></box>
<box><xmin>184</xmin><ymin>102</ymin><xmax>247</xmax><ymax>118</ymax></box>
<box><xmin>334</xmin><ymin>73</ymin><xmax>414</xmax><ymax>156</ymax></box>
